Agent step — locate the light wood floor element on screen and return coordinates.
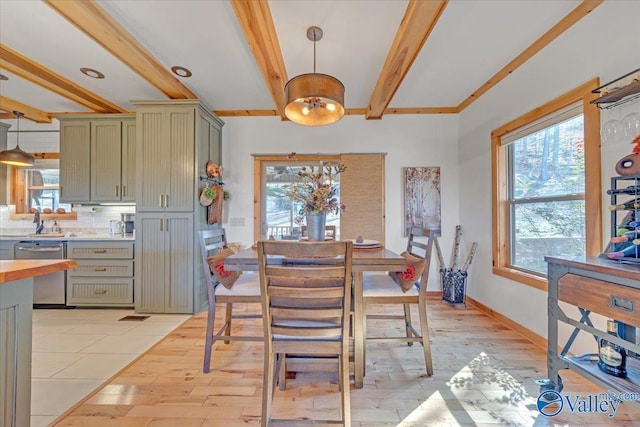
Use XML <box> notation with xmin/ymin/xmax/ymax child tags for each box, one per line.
<box><xmin>51</xmin><ymin>296</ymin><xmax>640</xmax><ymax>426</ymax></box>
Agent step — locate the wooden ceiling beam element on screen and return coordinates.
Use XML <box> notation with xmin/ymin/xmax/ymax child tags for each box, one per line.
<box><xmin>230</xmin><ymin>0</ymin><xmax>288</xmax><ymax>119</ymax></box>
<box><xmin>0</xmin><ymin>96</ymin><xmax>52</xmax><ymax>123</ymax></box>
<box><xmin>457</xmin><ymin>0</ymin><xmax>604</xmax><ymax>112</ymax></box>
<box><xmin>214</xmin><ymin>106</ymin><xmax>457</xmax><ymax>117</ymax></box>
<box><xmin>366</xmin><ymin>0</ymin><xmax>448</xmax><ymax>120</ymax></box>
<box><xmin>0</xmin><ymin>44</ymin><xmax>126</xmax><ymax>114</ymax></box>
<box><xmin>43</xmin><ymin>0</ymin><xmax>197</xmax><ymax>100</ymax></box>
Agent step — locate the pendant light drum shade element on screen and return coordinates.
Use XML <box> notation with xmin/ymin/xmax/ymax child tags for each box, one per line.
<box><xmin>284</xmin><ymin>73</ymin><xmax>345</xmax><ymax>126</ymax></box>
<box><xmin>0</xmin><ymin>111</ymin><xmax>34</xmax><ymax>167</ymax></box>
<box><xmin>284</xmin><ymin>26</ymin><xmax>345</xmax><ymax>126</ymax></box>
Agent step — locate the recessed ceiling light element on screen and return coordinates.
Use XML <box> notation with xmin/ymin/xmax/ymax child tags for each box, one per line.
<box><xmin>0</xmin><ymin>74</ymin><xmax>8</xmax><ymax>80</ymax></box>
<box><xmin>80</xmin><ymin>67</ymin><xmax>105</xmax><ymax>79</ymax></box>
<box><xmin>171</xmin><ymin>66</ymin><xmax>192</xmax><ymax>78</ymax></box>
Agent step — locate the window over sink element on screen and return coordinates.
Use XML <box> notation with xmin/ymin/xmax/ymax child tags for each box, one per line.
<box><xmin>9</xmin><ymin>154</ymin><xmax>77</xmax><ymax>220</ymax></box>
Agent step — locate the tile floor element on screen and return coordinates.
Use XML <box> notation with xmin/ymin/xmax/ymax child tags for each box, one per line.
<box><xmin>30</xmin><ymin>307</ymin><xmax>190</xmax><ymax>427</ymax></box>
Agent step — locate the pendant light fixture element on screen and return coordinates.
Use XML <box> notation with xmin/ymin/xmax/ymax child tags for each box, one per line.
<box><xmin>284</xmin><ymin>26</ymin><xmax>345</xmax><ymax>126</ymax></box>
<box><xmin>0</xmin><ymin>111</ymin><xmax>34</xmax><ymax>167</ymax></box>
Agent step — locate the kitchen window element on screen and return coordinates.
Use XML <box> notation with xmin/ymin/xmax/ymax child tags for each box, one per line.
<box><xmin>491</xmin><ymin>80</ymin><xmax>602</xmax><ymax>290</ymax></box>
<box><xmin>9</xmin><ymin>155</ymin><xmax>76</xmax><ymax>219</ymax></box>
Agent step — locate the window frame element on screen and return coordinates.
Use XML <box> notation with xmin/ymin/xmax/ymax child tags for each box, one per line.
<box><xmin>9</xmin><ymin>153</ymin><xmax>77</xmax><ymax>220</ymax></box>
<box><xmin>491</xmin><ymin>79</ymin><xmax>602</xmax><ymax>291</ymax></box>
<box><xmin>253</xmin><ymin>154</ymin><xmax>341</xmax><ymax>242</ymax></box>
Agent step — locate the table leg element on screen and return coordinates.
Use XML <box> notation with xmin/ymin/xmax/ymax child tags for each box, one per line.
<box><xmin>354</xmin><ymin>271</ymin><xmax>364</xmax><ymax>388</ymax></box>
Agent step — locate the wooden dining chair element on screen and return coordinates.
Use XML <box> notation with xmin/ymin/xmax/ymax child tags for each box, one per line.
<box><xmin>301</xmin><ymin>224</ymin><xmax>337</xmax><ymax>240</ymax></box>
<box><xmin>257</xmin><ymin>240</ymin><xmax>353</xmax><ymax>427</ymax></box>
<box><xmin>362</xmin><ymin>227</ymin><xmax>436</xmax><ymax>376</ymax></box>
<box><xmin>199</xmin><ymin>229</ymin><xmax>262</xmax><ymax>373</ymax></box>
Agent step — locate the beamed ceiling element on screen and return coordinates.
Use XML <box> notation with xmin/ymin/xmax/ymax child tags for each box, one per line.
<box><xmin>0</xmin><ymin>0</ymin><xmax>603</xmax><ymax>123</ymax></box>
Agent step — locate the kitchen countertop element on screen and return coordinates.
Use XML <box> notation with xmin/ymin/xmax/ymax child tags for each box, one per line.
<box><xmin>0</xmin><ymin>259</ymin><xmax>78</xmax><ymax>283</ymax></box>
<box><xmin>0</xmin><ymin>233</ymin><xmax>135</xmax><ymax>241</ymax></box>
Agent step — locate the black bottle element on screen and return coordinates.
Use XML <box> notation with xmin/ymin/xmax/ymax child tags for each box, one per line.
<box><xmin>598</xmin><ymin>319</ymin><xmax>627</xmax><ymax>378</ymax></box>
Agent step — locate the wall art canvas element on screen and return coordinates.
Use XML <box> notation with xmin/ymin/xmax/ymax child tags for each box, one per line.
<box><xmin>403</xmin><ymin>167</ymin><xmax>441</xmax><ymax>236</ymax></box>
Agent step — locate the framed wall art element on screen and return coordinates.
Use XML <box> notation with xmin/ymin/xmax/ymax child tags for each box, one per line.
<box><xmin>403</xmin><ymin>167</ymin><xmax>441</xmax><ymax>236</ymax></box>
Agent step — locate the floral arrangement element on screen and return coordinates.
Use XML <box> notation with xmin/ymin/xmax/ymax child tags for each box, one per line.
<box><xmin>288</xmin><ymin>163</ymin><xmax>347</xmax><ymax>223</ymax></box>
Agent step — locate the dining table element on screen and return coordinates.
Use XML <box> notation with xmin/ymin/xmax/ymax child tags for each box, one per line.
<box><xmin>224</xmin><ymin>243</ymin><xmax>406</xmax><ymax>388</ymax></box>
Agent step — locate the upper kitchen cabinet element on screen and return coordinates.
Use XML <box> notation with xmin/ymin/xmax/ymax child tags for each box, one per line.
<box><xmin>58</xmin><ymin>115</ymin><xmax>136</xmax><ymax>203</ymax></box>
<box><xmin>134</xmin><ymin>100</ymin><xmax>224</xmax><ymax>213</ymax></box>
<box><xmin>59</xmin><ymin>119</ymin><xmax>90</xmax><ymax>202</ymax></box>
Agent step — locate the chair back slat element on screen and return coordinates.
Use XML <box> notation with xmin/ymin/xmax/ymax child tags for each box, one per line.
<box><xmin>271</xmin><ymin>326</ymin><xmax>343</xmax><ymax>338</ymax></box>
<box><xmin>268</xmin><ymin>286</ymin><xmax>345</xmax><ymax>299</ymax></box>
<box><xmin>266</xmin><ymin>265</ymin><xmax>346</xmax><ymax>278</ymax></box>
<box><xmin>271</xmin><ymin>307</ymin><xmax>344</xmax><ymax>319</ymax></box>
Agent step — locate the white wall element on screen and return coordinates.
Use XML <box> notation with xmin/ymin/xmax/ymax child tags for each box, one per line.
<box><xmin>3</xmin><ymin>118</ymin><xmax>60</xmax><ymax>153</ymax></box>
<box><xmin>458</xmin><ymin>0</ymin><xmax>640</xmax><ymax>352</ymax></box>
<box><xmin>219</xmin><ymin>113</ymin><xmax>460</xmax><ymax>289</ymax></box>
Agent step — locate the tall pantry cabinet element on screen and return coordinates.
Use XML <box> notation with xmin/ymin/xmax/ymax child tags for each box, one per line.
<box><xmin>133</xmin><ymin>100</ymin><xmax>223</xmax><ymax>314</ymax></box>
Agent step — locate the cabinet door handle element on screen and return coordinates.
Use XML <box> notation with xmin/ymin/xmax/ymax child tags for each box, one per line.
<box><xmin>165</xmin><ymin>218</ymin><xmax>169</xmax><ymax>231</ymax></box>
<box><xmin>93</xmin><ymin>267</ymin><xmax>107</xmax><ymax>272</ymax></box>
<box><xmin>122</xmin><ymin>185</ymin><xmax>126</xmax><ymax>197</ymax></box>
<box><xmin>610</xmin><ymin>295</ymin><xmax>635</xmax><ymax>313</ymax></box>
<box><xmin>159</xmin><ymin>194</ymin><xmax>164</xmax><ymax>208</ymax></box>
<box><xmin>160</xmin><ymin>218</ymin><xmax>163</xmax><ymax>231</ymax></box>
<box><xmin>165</xmin><ymin>194</ymin><xmax>169</xmax><ymax>208</ymax></box>
<box><xmin>93</xmin><ymin>289</ymin><xmax>107</xmax><ymax>295</ymax></box>
<box><xmin>92</xmin><ymin>249</ymin><xmax>107</xmax><ymax>254</ymax></box>
<box><xmin>115</xmin><ymin>185</ymin><xmax>119</xmax><ymax>197</ymax></box>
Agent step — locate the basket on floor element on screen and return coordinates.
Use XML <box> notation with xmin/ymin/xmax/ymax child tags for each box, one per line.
<box><xmin>441</xmin><ymin>268</ymin><xmax>467</xmax><ymax>305</ymax></box>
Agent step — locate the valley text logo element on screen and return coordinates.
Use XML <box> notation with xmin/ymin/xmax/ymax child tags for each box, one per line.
<box><xmin>537</xmin><ymin>389</ymin><xmax>639</xmax><ymax>418</ymax></box>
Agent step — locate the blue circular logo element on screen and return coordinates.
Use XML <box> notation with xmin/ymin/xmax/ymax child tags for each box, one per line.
<box><xmin>537</xmin><ymin>390</ymin><xmax>563</xmax><ymax>417</ymax></box>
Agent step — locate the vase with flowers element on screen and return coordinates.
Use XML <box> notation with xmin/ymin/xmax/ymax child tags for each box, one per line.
<box><xmin>288</xmin><ymin>163</ymin><xmax>347</xmax><ymax>241</ymax></box>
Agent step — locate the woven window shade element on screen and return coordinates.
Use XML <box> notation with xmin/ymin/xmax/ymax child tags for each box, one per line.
<box><xmin>339</xmin><ymin>153</ymin><xmax>386</xmax><ymax>244</ymax></box>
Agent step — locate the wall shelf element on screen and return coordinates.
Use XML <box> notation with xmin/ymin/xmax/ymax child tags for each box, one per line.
<box><xmin>591</xmin><ymin>68</ymin><xmax>640</xmax><ymax>109</ymax></box>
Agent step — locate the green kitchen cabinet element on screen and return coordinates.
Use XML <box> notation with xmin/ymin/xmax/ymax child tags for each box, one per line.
<box><xmin>133</xmin><ymin>100</ymin><xmax>224</xmax><ymax>314</ymax></box>
<box><xmin>58</xmin><ymin>115</ymin><xmax>136</xmax><ymax>203</ymax></box>
<box><xmin>135</xmin><ymin>106</ymin><xmax>196</xmax><ymax>212</ymax></box>
<box><xmin>135</xmin><ymin>213</ymin><xmax>194</xmax><ymax>313</ymax></box>
<box><xmin>59</xmin><ymin>120</ymin><xmax>91</xmax><ymax>202</ymax></box>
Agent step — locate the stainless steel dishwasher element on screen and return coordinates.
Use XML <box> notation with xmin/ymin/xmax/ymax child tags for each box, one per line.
<box><xmin>14</xmin><ymin>241</ymin><xmax>67</xmax><ymax>305</ymax></box>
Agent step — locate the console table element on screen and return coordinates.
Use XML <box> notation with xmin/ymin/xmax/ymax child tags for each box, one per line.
<box><xmin>545</xmin><ymin>256</ymin><xmax>640</xmax><ymax>407</ymax></box>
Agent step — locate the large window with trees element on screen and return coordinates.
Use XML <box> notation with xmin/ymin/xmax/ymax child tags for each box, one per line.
<box><xmin>492</xmin><ymin>80</ymin><xmax>602</xmax><ymax>290</ymax></box>
<box><xmin>506</xmin><ymin>107</ymin><xmax>585</xmax><ymax>275</ymax></box>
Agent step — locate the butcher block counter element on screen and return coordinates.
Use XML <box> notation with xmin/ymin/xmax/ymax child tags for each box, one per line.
<box><xmin>0</xmin><ymin>259</ymin><xmax>77</xmax><ymax>427</ymax></box>
<box><xmin>0</xmin><ymin>259</ymin><xmax>77</xmax><ymax>283</ymax></box>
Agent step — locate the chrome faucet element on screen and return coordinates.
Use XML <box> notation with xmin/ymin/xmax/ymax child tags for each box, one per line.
<box><xmin>33</xmin><ymin>209</ymin><xmax>44</xmax><ymax>234</ymax></box>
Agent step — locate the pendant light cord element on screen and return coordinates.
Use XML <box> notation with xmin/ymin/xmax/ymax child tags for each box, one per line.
<box><xmin>13</xmin><ymin>111</ymin><xmax>23</xmax><ymax>148</ymax></box>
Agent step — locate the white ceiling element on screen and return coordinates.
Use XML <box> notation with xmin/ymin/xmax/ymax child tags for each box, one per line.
<box><xmin>0</xmin><ymin>0</ymin><xmax>590</xmax><ymax>121</ymax></box>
